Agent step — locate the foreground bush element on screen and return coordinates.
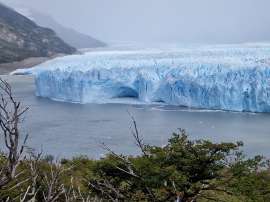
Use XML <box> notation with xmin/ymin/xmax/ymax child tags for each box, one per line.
<box><xmin>87</xmin><ymin>130</ymin><xmax>270</xmax><ymax>202</ymax></box>
<box><xmin>0</xmin><ymin>131</ymin><xmax>269</xmax><ymax>201</ymax></box>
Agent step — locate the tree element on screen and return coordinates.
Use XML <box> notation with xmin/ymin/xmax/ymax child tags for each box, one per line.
<box><xmin>0</xmin><ymin>78</ymin><xmax>29</xmax><ymax>189</ymax></box>
<box><xmin>88</xmin><ymin>125</ymin><xmax>243</xmax><ymax>202</ymax></box>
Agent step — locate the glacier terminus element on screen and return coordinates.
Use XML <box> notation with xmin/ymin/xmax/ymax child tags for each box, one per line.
<box><xmin>12</xmin><ymin>44</ymin><xmax>270</xmax><ymax>112</ymax></box>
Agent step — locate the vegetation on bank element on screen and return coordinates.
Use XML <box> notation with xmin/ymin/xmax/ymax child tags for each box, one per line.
<box><xmin>0</xmin><ymin>78</ymin><xmax>269</xmax><ymax>202</ymax></box>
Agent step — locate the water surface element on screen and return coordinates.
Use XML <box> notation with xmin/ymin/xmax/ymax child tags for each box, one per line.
<box><xmin>2</xmin><ymin>75</ymin><xmax>270</xmax><ymax>158</ymax></box>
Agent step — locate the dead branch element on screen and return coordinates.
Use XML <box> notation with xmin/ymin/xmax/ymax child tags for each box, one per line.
<box><xmin>127</xmin><ymin>111</ymin><xmax>148</xmax><ymax>156</ymax></box>
<box><xmin>0</xmin><ymin>78</ymin><xmax>29</xmax><ymax>188</ymax></box>
<box><xmin>42</xmin><ymin>162</ymin><xmax>71</xmax><ymax>202</ymax></box>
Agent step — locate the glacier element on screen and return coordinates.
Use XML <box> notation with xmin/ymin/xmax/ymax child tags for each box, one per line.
<box><xmin>12</xmin><ymin>43</ymin><xmax>270</xmax><ymax>112</ymax></box>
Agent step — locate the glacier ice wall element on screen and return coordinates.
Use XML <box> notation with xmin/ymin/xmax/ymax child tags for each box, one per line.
<box><xmin>12</xmin><ymin>44</ymin><xmax>270</xmax><ymax>112</ymax></box>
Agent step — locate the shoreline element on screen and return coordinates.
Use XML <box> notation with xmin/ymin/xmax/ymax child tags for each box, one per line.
<box><xmin>0</xmin><ymin>54</ymin><xmax>67</xmax><ymax>75</ymax></box>
<box><xmin>0</xmin><ymin>48</ymin><xmax>103</xmax><ymax>75</ymax></box>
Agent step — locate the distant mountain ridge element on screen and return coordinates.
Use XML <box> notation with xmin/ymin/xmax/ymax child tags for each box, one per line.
<box><xmin>0</xmin><ymin>3</ymin><xmax>76</xmax><ymax>64</ymax></box>
<box><xmin>16</xmin><ymin>8</ymin><xmax>106</xmax><ymax>49</ymax></box>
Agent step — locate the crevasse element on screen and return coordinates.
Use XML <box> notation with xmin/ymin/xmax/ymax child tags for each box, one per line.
<box><xmin>12</xmin><ymin>44</ymin><xmax>270</xmax><ymax>112</ymax></box>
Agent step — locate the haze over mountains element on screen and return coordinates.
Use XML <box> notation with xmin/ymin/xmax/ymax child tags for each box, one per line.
<box><xmin>15</xmin><ymin>7</ymin><xmax>106</xmax><ymax>49</ymax></box>
<box><xmin>0</xmin><ymin>3</ymin><xmax>76</xmax><ymax>64</ymax></box>
<box><xmin>0</xmin><ymin>2</ymin><xmax>106</xmax><ymax>66</ymax></box>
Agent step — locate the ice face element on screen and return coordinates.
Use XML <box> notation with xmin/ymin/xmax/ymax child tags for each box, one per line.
<box><xmin>12</xmin><ymin>44</ymin><xmax>270</xmax><ymax>112</ymax></box>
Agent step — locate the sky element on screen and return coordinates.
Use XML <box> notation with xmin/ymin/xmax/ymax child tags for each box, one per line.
<box><xmin>1</xmin><ymin>0</ymin><xmax>270</xmax><ymax>44</ymax></box>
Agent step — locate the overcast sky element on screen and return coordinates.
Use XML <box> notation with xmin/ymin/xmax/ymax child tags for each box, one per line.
<box><xmin>1</xmin><ymin>0</ymin><xmax>270</xmax><ymax>44</ymax></box>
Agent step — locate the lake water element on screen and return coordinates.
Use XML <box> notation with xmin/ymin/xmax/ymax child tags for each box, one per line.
<box><xmin>2</xmin><ymin>75</ymin><xmax>270</xmax><ymax>159</ymax></box>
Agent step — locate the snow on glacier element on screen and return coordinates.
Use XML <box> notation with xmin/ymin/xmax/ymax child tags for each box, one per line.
<box><xmin>12</xmin><ymin>44</ymin><xmax>270</xmax><ymax>112</ymax></box>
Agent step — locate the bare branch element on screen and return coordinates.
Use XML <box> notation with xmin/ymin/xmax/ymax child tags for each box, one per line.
<box><xmin>127</xmin><ymin>111</ymin><xmax>148</xmax><ymax>156</ymax></box>
<box><xmin>0</xmin><ymin>78</ymin><xmax>29</xmax><ymax>188</ymax></box>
